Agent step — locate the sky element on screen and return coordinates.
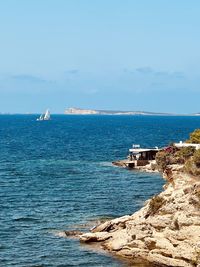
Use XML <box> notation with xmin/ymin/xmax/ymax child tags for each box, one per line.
<box><xmin>0</xmin><ymin>0</ymin><xmax>200</xmax><ymax>114</ymax></box>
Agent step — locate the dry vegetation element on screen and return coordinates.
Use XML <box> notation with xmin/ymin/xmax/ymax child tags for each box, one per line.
<box><xmin>146</xmin><ymin>195</ymin><xmax>166</xmax><ymax>218</ymax></box>
<box><xmin>156</xmin><ymin>129</ymin><xmax>200</xmax><ymax>177</ymax></box>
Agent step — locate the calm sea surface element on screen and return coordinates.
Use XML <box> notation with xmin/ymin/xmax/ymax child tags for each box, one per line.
<box><xmin>1</xmin><ymin>115</ymin><xmax>200</xmax><ymax>267</ymax></box>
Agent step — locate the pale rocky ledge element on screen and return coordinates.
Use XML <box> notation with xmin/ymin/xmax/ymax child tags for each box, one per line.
<box><xmin>62</xmin><ymin>129</ymin><xmax>200</xmax><ymax>267</ymax></box>
<box><xmin>72</xmin><ymin>164</ymin><xmax>200</xmax><ymax>267</ymax></box>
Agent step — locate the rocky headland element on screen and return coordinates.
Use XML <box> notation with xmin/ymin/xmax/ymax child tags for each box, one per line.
<box><xmin>64</xmin><ymin>130</ymin><xmax>200</xmax><ymax>266</ymax></box>
<box><xmin>64</xmin><ymin>107</ymin><xmax>172</xmax><ymax>116</ymax></box>
<box><xmin>79</xmin><ymin>164</ymin><xmax>200</xmax><ymax>266</ymax></box>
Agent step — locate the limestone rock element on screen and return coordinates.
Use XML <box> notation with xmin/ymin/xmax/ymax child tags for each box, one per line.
<box><xmin>79</xmin><ymin>166</ymin><xmax>200</xmax><ymax>266</ymax></box>
<box><xmin>64</xmin><ymin>230</ymin><xmax>83</xmax><ymax>237</ymax></box>
<box><xmin>80</xmin><ymin>232</ymin><xmax>112</xmax><ymax>242</ymax></box>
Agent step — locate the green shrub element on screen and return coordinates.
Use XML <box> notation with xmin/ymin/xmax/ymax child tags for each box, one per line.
<box><xmin>146</xmin><ymin>195</ymin><xmax>166</xmax><ymax>217</ymax></box>
<box><xmin>184</xmin><ymin>159</ymin><xmax>195</xmax><ymax>175</ymax></box>
<box><xmin>156</xmin><ymin>147</ymin><xmax>179</xmax><ymax>171</ymax></box>
<box><xmin>187</xmin><ymin>129</ymin><xmax>200</xmax><ymax>144</ymax></box>
<box><xmin>175</xmin><ymin>146</ymin><xmax>195</xmax><ymax>163</ymax></box>
<box><xmin>184</xmin><ymin>156</ymin><xmax>200</xmax><ymax>176</ymax></box>
<box><xmin>193</xmin><ymin>149</ymin><xmax>200</xmax><ymax>168</ymax></box>
<box><xmin>155</xmin><ymin>129</ymin><xmax>200</xmax><ymax>177</ymax></box>
<box><xmin>156</xmin><ymin>151</ymin><xmax>168</xmax><ymax>171</ymax></box>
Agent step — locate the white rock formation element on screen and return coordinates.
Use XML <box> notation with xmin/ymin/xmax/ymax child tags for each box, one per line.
<box><xmin>80</xmin><ymin>165</ymin><xmax>200</xmax><ymax>266</ymax></box>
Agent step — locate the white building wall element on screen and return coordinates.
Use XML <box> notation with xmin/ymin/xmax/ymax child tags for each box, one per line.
<box><xmin>174</xmin><ymin>141</ymin><xmax>200</xmax><ymax>150</ymax></box>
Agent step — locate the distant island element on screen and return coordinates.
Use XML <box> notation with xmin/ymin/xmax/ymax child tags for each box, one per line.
<box><xmin>64</xmin><ymin>107</ymin><xmax>173</xmax><ymax>116</ymax></box>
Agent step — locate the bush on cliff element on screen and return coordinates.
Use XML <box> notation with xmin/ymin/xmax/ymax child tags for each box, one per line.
<box><xmin>174</xmin><ymin>146</ymin><xmax>195</xmax><ymax>163</ymax></box>
<box><xmin>184</xmin><ymin>149</ymin><xmax>200</xmax><ymax>176</ymax></box>
<box><xmin>187</xmin><ymin>129</ymin><xmax>200</xmax><ymax>144</ymax></box>
<box><xmin>155</xmin><ymin>151</ymin><xmax>168</xmax><ymax>171</ymax></box>
<box><xmin>146</xmin><ymin>195</ymin><xmax>166</xmax><ymax>218</ymax></box>
<box><xmin>156</xmin><ymin>146</ymin><xmax>179</xmax><ymax>171</ymax></box>
<box><xmin>156</xmin><ymin>130</ymin><xmax>200</xmax><ymax>175</ymax></box>
<box><xmin>193</xmin><ymin>149</ymin><xmax>200</xmax><ymax>167</ymax></box>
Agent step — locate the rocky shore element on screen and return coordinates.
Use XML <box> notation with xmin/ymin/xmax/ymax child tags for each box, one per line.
<box><xmin>79</xmin><ymin>165</ymin><xmax>200</xmax><ymax>266</ymax></box>
<box><xmin>112</xmin><ymin>159</ymin><xmax>158</xmax><ymax>173</ymax></box>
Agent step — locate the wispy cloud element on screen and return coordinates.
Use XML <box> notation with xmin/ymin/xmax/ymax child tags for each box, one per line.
<box><xmin>0</xmin><ymin>68</ymin><xmax>200</xmax><ymax>113</ymax></box>
<box><xmin>65</xmin><ymin>69</ymin><xmax>79</xmax><ymax>75</ymax></box>
<box><xmin>135</xmin><ymin>67</ymin><xmax>154</xmax><ymax>74</ymax></box>
<box><xmin>0</xmin><ymin>68</ymin><xmax>191</xmax><ymax>97</ymax></box>
<box><xmin>10</xmin><ymin>74</ymin><xmax>48</xmax><ymax>84</ymax></box>
<box><xmin>134</xmin><ymin>67</ymin><xmax>185</xmax><ymax>79</ymax></box>
<box><xmin>0</xmin><ymin>73</ymin><xmax>56</xmax><ymax>93</ymax></box>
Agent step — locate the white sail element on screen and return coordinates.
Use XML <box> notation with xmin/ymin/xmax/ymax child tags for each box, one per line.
<box><xmin>44</xmin><ymin>109</ymin><xmax>50</xmax><ymax>120</ymax></box>
<box><xmin>37</xmin><ymin>109</ymin><xmax>51</xmax><ymax>121</ymax></box>
<box><xmin>37</xmin><ymin>114</ymin><xmax>44</xmax><ymax>121</ymax></box>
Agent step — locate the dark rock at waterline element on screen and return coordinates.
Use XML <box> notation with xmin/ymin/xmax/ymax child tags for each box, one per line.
<box><xmin>64</xmin><ymin>230</ymin><xmax>83</xmax><ymax>237</ymax></box>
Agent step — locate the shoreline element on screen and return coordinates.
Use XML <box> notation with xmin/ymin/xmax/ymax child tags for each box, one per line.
<box><xmin>112</xmin><ymin>159</ymin><xmax>159</xmax><ymax>173</ymax></box>
<box><xmin>76</xmin><ymin>164</ymin><xmax>200</xmax><ymax>267</ymax></box>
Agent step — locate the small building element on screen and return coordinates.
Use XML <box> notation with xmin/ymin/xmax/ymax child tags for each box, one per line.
<box><xmin>127</xmin><ymin>145</ymin><xmax>160</xmax><ymax>168</ymax></box>
<box><xmin>174</xmin><ymin>141</ymin><xmax>200</xmax><ymax>150</ymax></box>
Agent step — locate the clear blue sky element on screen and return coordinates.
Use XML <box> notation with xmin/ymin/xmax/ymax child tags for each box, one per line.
<box><xmin>0</xmin><ymin>0</ymin><xmax>200</xmax><ymax>113</ymax></box>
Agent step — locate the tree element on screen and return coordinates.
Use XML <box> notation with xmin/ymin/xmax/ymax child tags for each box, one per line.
<box><xmin>188</xmin><ymin>129</ymin><xmax>200</xmax><ymax>144</ymax></box>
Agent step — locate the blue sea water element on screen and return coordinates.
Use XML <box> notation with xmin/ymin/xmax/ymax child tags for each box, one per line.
<box><xmin>1</xmin><ymin>115</ymin><xmax>200</xmax><ymax>267</ymax></box>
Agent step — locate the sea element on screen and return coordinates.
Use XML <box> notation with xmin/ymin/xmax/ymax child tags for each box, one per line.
<box><xmin>1</xmin><ymin>115</ymin><xmax>200</xmax><ymax>267</ymax></box>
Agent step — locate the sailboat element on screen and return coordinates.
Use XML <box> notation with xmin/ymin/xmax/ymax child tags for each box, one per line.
<box><xmin>37</xmin><ymin>109</ymin><xmax>51</xmax><ymax>121</ymax></box>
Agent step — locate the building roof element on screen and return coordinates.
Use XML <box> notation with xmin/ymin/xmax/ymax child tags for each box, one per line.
<box><xmin>174</xmin><ymin>141</ymin><xmax>200</xmax><ymax>150</ymax></box>
<box><xmin>129</xmin><ymin>148</ymin><xmax>160</xmax><ymax>153</ymax></box>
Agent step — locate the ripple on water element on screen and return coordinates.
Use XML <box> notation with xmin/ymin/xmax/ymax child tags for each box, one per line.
<box><xmin>1</xmin><ymin>115</ymin><xmax>199</xmax><ymax>266</ymax></box>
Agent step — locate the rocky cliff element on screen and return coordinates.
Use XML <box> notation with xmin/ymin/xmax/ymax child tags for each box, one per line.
<box><xmin>79</xmin><ymin>165</ymin><xmax>200</xmax><ymax>267</ymax></box>
<box><xmin>64</xmin><ymin>107</ymin><xmax>172</xmax><ymax>116</ymax></box>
